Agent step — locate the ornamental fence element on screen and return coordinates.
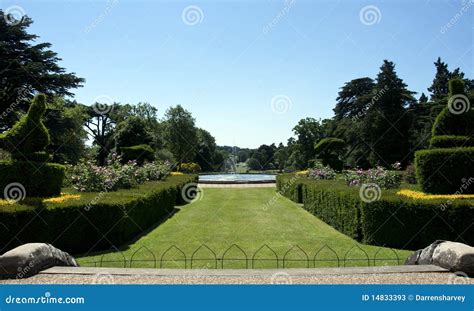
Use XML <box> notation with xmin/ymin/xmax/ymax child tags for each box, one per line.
<box><xmin>81</xmin><ymin>244</ymin><xmax>404</xmax><ymax>269</ymax></box>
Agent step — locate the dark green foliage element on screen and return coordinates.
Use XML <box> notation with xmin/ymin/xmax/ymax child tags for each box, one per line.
<box><xmin>0</xmin><ymin>175</ymin><xmax>197</xmax><ymax>254</ymax></box>
<box><xmin>432</xmin><ymin>79</ymin><xmax>474</xmax><ymax>137</ymax></box>
<box><xmin>415</xmin><ymin>147</ymin><xmax>474</xmax><ymax>194</ymax></box>
<box><xmin>194</xmin><ymin>128</ymin><xmax>218</xmax><ymax>172</ymax></box>
<box><xmin>314</xmin><ymin>137</ymin><xmax>345</xmax><ymax>171</ymax></box>
<box><xmin>45</xmin><ymin>99</ymin><xmax>87</xmax><ymax>164</ymax></box>
<box><xmin>0</xmin><ymin>161</ymin><xmax>64</xmax><ymax>198</ymax></box>
<box><xmin>314</xmin><ymin>137</ymin><xmax>345</xmax><ymax>154</ymax></box>
<box><xmin>431</xmin><ymin>100</ymin><xmax>474</xmax><ymax>137</ymax></box>
<box><xmin>362</xmin><ymin>60</ymin><xmax>415</xmax><ymax>167</ymax></box>
<box><xmin>449</xmin><ymin>77</ymin><xmax>466</xmax><ymax>95</ymax></box>
<box><xmin>0</xmin><ymin>11</ymin><xmax>84</xmax><ymax>130</ymax></box>
<box><xmin>246</xmin><ymin>144</ymin><xmax>277</xmax><ymax>171</ymax></box>
<box><xmin>163</xmin><ymin>105</ymin><xmax>198</xmax><ymax>165</ymax></box>
<box><xmin>180</xmin><ymin>162</ymin><xmax>201</xmax><ymax>173</ymax></box>
<box><xmin>416</xmin><ymin>79</ymin><xmax>474</xmax><ymax>194</ymax></box>
<box><xmin>333</xmin><ymin>77</ymin><xmax>375</xmax><ymax>120</ymax></box>
<box><xmin>115</xmin><ymin>116</ymin><xmax>153</xmax><ymax>149</ymax></box>
<box><xmin>277</xmin><ymin>174</ymin><xmax>474</xmax><ymax>249</ymax></box>
<box><xmin>360</xmin><ymin>200</ymin><xmax>473</xmax><ymax>249</ymax></box>
<box><xmin>120</xmin><ymin>144</ymin><xmax>155</xmax><ymax>164</ymax></box>
<box><xmin>403</xmin><ymin>164</ymin><xmax>417</xmax><ymax>184</ymax></box>
<box><xmin>0</xmin><ymin>94</ymin><xmax>51</xmax><ymax>161</ymax></box>
<box><xmin>430</xmin><ymin>135</ymin><xmax>473</xmax><ymax>148</ymax></box>
<box><xmin>292</xmin><ymin>118</ymin><xmax>324</xmax><ymax>168</ymax></box>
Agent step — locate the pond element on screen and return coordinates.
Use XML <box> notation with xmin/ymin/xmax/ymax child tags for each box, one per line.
<box><xmin>198</xmin><ymin>173</ymin><xmax>276</xmax><ymax>184</ymax></box>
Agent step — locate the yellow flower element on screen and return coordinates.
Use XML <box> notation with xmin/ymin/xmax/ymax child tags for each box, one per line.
<box><xmin>0</xmin><ymin>199</ymin><xmax>15</xmax><ymax>206</ymax></box>
<box><xmin>296</xmin><ymin>170</ymin><xmax>308</xmax><ymax>176</ymax></box>
<box><xmin>170</xmin><ymin>172</ymin><xmax>184</xmax><ymax>176</ymax></box>
<box><xmin>43</xmin><ymin>193</ymin><xmax>81</xmax><ymax>203</ymax></box>
<box><xmin>397</xmin><ymin>189</ymin><xmax>474</xmax><ymax>200</ymax></box>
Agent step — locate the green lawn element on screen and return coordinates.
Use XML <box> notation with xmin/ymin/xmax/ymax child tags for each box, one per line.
<box><xmin>77</xmin><ymin>187</ymin><xmax>412</xmax><ymax>269</ymax></box>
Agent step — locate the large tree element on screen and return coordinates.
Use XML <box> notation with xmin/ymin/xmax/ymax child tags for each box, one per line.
<box><xmin>44</xmin><ymin>98</ymin><xmax>88</xmax><ymax>164</ymax></box>
<box><xmin>0</xmin><ymin>11</ymin><xmax>84</xmax><ymax>131</ymax></box>
<box><xmin>292</xmin><ymin>118</ymin><xmax>324</xmax><ymax>167</ymax></box>
<box><xmin>83</xmin><ymin>103</ymin><xmax>121</xmax><ymax>166</ymax></box>
<box><xmin>427</xmin><ymin>57</ymin><xmax>474</xmax><ymax>101</ymax></box>
<box><xmin>333</xmin><ymin>77</ymin><xmax>375</xmax><ymax>120</ymax></box>
<box><xmin>114</xmin><ymin>116</ymin><xmax>153</xmax><ymax>149</ymax></box>
<box><xmin>362</xmin><ymin>60</ymin><xmax>415</xmax><ymax>166</ymax></box>
<box><xmin>163</xmin><ymin>105</ymin><xmax>198</xmax><ymax>166</ymax></box>
<box><xmin>194</xmin><ymin>128</ymin><xmax>218</xmax><ymax>172</ymax></box>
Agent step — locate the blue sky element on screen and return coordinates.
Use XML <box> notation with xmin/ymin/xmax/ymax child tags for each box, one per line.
<box><xmin>1</xmin><ymin>0</ymin><xmax>472</xmax><ymax>148</ymax></box>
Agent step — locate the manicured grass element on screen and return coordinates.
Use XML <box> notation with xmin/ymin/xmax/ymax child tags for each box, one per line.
<box><xmin>77</xmin><ymin>187</ymin><xmax>412</xmax><ymax>269</ymax></box>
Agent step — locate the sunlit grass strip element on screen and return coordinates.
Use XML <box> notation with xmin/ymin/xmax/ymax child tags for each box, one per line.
<box><xmin>396</xmin><ymin>189</ymin><xmax>474</xmax><ymax>200</ymax></box>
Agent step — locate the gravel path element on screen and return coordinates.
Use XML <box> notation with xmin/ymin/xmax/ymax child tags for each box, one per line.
<box><xmin>1</xmin><ymin>266</ymin><xmax>471</xmax><ymax>285</ymax></box>
<box><xmin>199</xmin><ymin>183</ymin><xmax>276</xmax><ymax>188</ymax></box>
<box><xmin>2</xmin><ymin>272</ymin><xmax>470</xmax><ymax>284</ymax></box>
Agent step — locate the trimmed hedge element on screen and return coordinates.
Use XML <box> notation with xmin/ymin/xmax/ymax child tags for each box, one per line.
<box><xmin>0</xmin><ymin>175</ymin><xmax>197</xmax><ymax>254</ymax></box>
<box><xmin>415</xmin><ymin>147</ymin><xmax>474</xmax><ymax>194</ymax></box>
<box><xmin>277</xmin><ymin>174</ymin><xmax>474</xmax><ymax>249</ymax></box>
<box><xmin>120</xmin><ymin>144</ymin><xmax>155</xmax><ymax>164</ymax></box>
<box><xmin>0</xmin><ymin>161</ymin><xmax>65</xmax><ymax>198</ymax></box>
<box><xmin>429</xmin><ymin>135</ymin><xmax>473</xmax><ymax>149</ymax></box>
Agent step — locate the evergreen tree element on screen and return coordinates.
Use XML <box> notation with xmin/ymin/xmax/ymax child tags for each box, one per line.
<box><xmin>427</xmin><ymin>57</ymin><xmax>474</xmax><ymax>100</ymax></box>
<box><xmin>362</xmin><ymin>60</ymin><xmax>415</xmax><ymax>166</ymax></box>
<box><xmin>333</xmin><ymin>77</ymin><xmax>375</xmax><ymax>120</ymax></box>
<box><xmin>0</xmin><ymin>11</ymin><xmax>84</xmax><ymax>131</ymax></box>
<box><xmin>428</xmin><ymin>57</ymin><xmax>451</xmax><ymax>101</ymax></box>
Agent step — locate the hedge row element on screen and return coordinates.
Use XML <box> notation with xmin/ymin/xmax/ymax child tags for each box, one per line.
<box><xmin>0</xmin><ymin>161</ymin><xmax>65</xmax><ymax>198</ymax></box>
<box><xmin>0</xmin><ymin>175</ymin><xmax>197</xmax><ymax>254</ymax></box>
<box><xmin>415</xmin><ymin>147</ymin><xmax>474</xmax><ymax>194</ymax></box>
<box><xmin>429</xmin><ymin>135</ymin><xmax>473</xmax><ymax>149</ymax></box>
<box><xmin>277</xmin><ymin>174</ymin><xmax>474</xmax><ymax>249</ymax></box>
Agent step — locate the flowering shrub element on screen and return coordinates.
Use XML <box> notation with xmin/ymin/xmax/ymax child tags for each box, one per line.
<box><xmin>69</xmin><ymin>160</ymin><xmax>119</xmax><ymax>192</ymax></box>
<box><xmin>307</xmin><ymin>162</ymin><xmax>337</xmax><ymax>180</ymax></box>
<box><xmin>343</xmin><ymin>166</ymin><xmax>401</xmax><ymax>189</ymax></box>
<box><xmin>67</xmin><ymin>155</ymin><xmax>171</xmax><ymax>192</ymax></box>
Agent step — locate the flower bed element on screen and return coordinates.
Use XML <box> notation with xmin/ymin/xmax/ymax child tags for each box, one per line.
<box><xmin>66</xmin><ymin>156</ymin><xmax>171</xmax><ymax>192</ymax></box>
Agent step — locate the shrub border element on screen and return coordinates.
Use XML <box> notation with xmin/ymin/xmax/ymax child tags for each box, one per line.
<box><xmin>0</xmin><ymin>175</ymin><xmax>197</xmax><ymax>254</ymax></box>
<box><xmin>276</xmin><ymin>174</ymin><xmax>474</xmax><ymax>249</ymax></box>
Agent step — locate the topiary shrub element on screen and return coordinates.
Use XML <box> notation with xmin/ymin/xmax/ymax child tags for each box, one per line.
<box><xmin>314</xmin><ymin>137</ymin><xmax>345</xmax><ymax>171</ymax></box>
<box><xmin>120</xmin><ymin>144</ymin><xmax>155</xmax><ymax>165</ymax></box>
<box><xmin>0</xmin><ymin>161</ymin><xmax>65</xmax><ymax>198</ymax></box>
<box><xmin>416</xmin><ymin>79</ymin><xmax>474</xmax><ymax>194</ymax></box>
<box><xmin>429</xmin><ymin>135</ymin><xmax>473</xmax><ymax>148</ymax></box>
<box><xmin>0</xmin><ymin>94</ymin><xmax>51</xmax><ymax>162</ymax></box>
<box><xmin>180</xmin><ymin>162</ymin><xmax>201</xmax><ymax>173</ymax></box>
<box><xmin>0</xmin><ymin>94</ymin><xmax>64</xmax><ymax>198</ymax></box>
<box><xmin>431</xmin><ymin>79</ymin><xmax>474</xmax><ymax>137</ymax></box>
<box><xmin>415</xmin><ymin>147</ymin><xmax>474</xmax><ymax>194</ymax></box>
